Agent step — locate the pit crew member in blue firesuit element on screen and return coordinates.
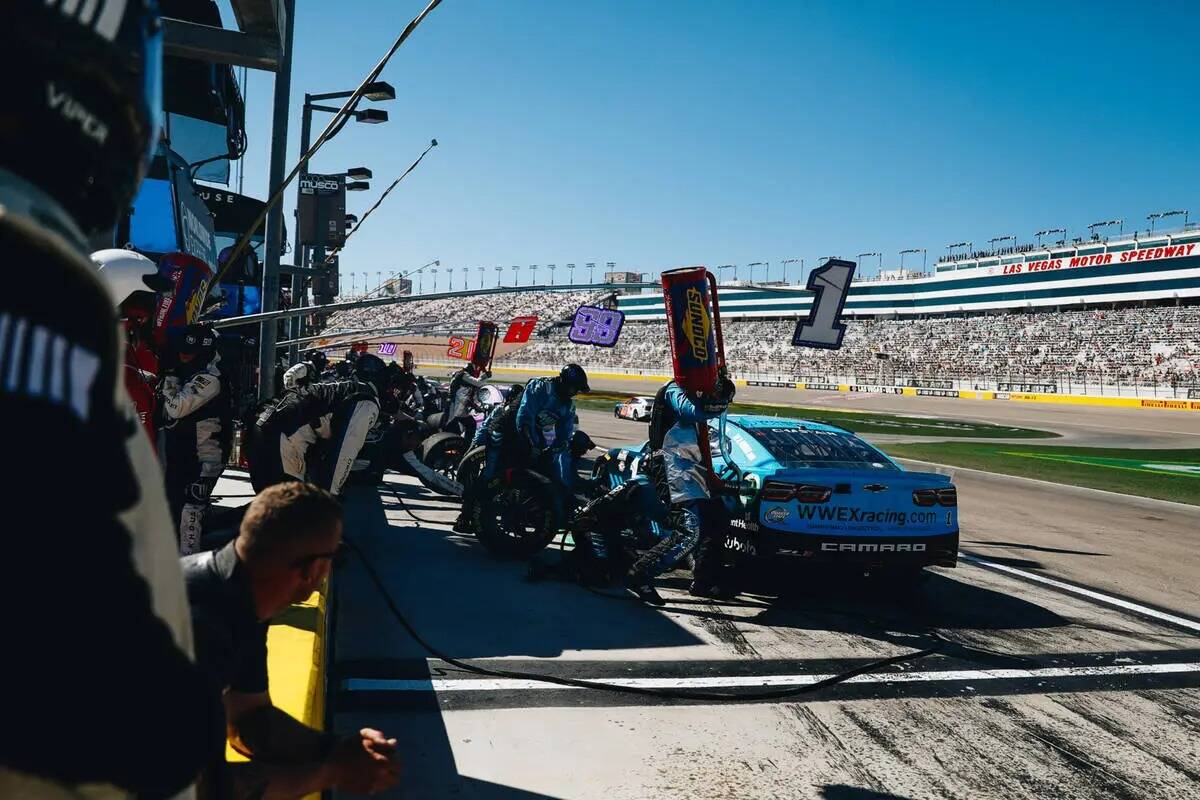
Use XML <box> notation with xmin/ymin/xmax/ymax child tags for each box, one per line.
<box><xmin>625</xmin><ymin>374</ymin><xmax>737</xmax><ymax>604</ymax></box>
<box><xmin>560</xmin><ymin>471</ymin><xmax>667</xmax><ymax>586</ymax></box>
<box><xmin>451</xmin><ymin>366</ymin><xmax>588</xmax><ymax>532</ymax></box>
<box><xmin>250</xmin><ymin>354</ymin><xmax>387</xmax><ymax>496</ymax></box>
<box><xmin>159</xmin><ymin>324</ymin><xmax>232</xmax><ymax>555</ymax></box>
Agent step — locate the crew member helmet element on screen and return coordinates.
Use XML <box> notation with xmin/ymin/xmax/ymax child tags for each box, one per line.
<box><xmin>91</xmin><ymin>247</ymin><xmax>172</xmax><ymax>310</ymax></box>
<box><xmin>3</xmin><ymin>1</ymin><xmax>163</xmax><ymax>234</ymax></box>
<box><xmin>556</xmin><ymin>363</ymin><xmax>590</xmax><ymax>397</ymax></box>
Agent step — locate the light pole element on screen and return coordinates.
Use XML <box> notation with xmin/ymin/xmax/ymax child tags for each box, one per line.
<box><xmin>430</xmin><ymin>267</ymin><xmax>438</xmax><ymax>293</ymax></box>
<box><xmin>548</xmin><ymin>263</ymin><xmax>556</xmax><ymax>285</ymax></box>
<box><xmin>857</xmin><ymin>252</ymin><xmax>881</xmax><ymax>276</ymax></box>
<box><xmin>987</xmin><ymin>235</ymin><xmax>1015</xmax><ymax>255</ymax></box>
<box><xmin>605</xmin><ymin>262</ymin><xmax>616</xmax><ymax>283</ymax></box>
<box><xmin>567</xmin><ymin>263</ymin><xmax>576</xmax><ymax>285</ymax></box>
<box><xmin>781</xmin><ymin>258</ymin><xmax>803</xmax><ymax>285</ymax></box>
<box><xmin>512</xmin><ymin>265</ymin><xmax>520</xmax><ymax>286</ymax></box>
<box><xmin>819</xmin><ymin>255</ymin><xmax>841</xmax><ymax>266</ymax></box>
<box><xmin>291</xmin><ymin>82</ymin><xmax>394</xmax><ymax>352</ymax></box>
<box><xmin>945</xmin><ymin>241</ymin><xmax>972</xmax><ymax>259</ymax></box>
<box><xmin>1149</xmin><ymin>209</ymin><xmax>1189</xmax><ymax>233</ymax></box>
<box><xmin>495</xmin><ymin>265</ymin><xmax>503</xmax><ymax>287</ymax></box>
<box><xmin>717</xmin><ymin>264</ymin><xmax>734</xmax><ymax>284</ymax></box>
<box><xmin>587</xmin><ymin>262</ymin><xmax>596</xmax><ymax>283</ymax></box>
<box><xmin>748</xmin><ymin>261</ymin><xmax>766</xmax><ymax>283</ymax></box>
<box><xmin>1034</xmin><ymin>229</ymin><xmax>1063</xmax><ymax>248</ymax></box>
<box><xmin>1087</xmin><ymin>219</ymin><xmax>1124</xmax><ymax>240</ymax></box>
<box><xmin>478</xmin><ymin>266</ymin><xmax>485</xmax><ymax>289</ymax></box>
<box><xmin>529</xmin><ymin>265</ymin><xmax>538</xmax><ymax>286</ymax></box>
<box><xmin>899</xmin><ymin>248</ymin><xmax>926</xmax><ymax>272</ymax></box>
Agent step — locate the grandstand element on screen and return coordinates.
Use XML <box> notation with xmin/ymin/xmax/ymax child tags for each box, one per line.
<box><xmin>323</xmin><ymin>288</ymin><xmax>611</xmax><ymax>337</ymax></box>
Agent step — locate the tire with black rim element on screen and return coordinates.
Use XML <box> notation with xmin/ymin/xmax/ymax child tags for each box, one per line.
<box><xmin>473</xmin><ymin>471</ymin><xmax>557</xmax><ymax>558</ymax></box>
<box><xmin>416</xmin><ymin>432</ymin><xmax>467</xmax><ymax>496</ymax></box>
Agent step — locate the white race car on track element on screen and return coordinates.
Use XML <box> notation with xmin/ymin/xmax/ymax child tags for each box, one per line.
<box><xmin>613</xmin><ymin>395</ymin><xmax>655</xmax><ymax>422</ymax></box>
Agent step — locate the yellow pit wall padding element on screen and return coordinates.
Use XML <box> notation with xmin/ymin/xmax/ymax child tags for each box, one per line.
<box><xmin>227</xmin><ymin>580</ymin><xmax>328</xmax><ymax>799</ymax></box>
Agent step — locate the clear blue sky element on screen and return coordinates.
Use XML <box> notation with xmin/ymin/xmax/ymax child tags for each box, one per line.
<box><xmin>226</xmin><ymin>0</ymin><xmax>1198</xmax><ymax>290</ymax></box>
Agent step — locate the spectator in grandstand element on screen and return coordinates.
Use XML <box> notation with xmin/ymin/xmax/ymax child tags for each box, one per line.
<box><xmin>184</xmin><ymin>482</ymin><xmax>401</xmax><ymax>798</ymax></box>
<box><xmin>0</xmin><ymin>3</ymin><xmax>226</xmax><ymax>798</ymax></box>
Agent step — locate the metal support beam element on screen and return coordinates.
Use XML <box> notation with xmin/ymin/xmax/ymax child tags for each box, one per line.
<box><xmin>256</xmin><ymin>0</ymin><xmax>295</xmax><ymax>399</ymax></box>
<box><xmin>162</xmin><ymin>18</ymin><xmax>280</xmax><ymax>71</ymax></box>
<box><xmin>212</xmin><ymin>282</ymin><xmax>653</xmax><ymax>330</ymax></box>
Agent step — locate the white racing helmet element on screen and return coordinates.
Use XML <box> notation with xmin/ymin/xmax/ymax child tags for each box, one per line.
<box><xmin>91</xmin><ymin>248</ymin><xmax>172</xmax><ymax>309</ymax></box>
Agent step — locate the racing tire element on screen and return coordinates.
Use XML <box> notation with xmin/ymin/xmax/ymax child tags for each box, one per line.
<box><xmin>474</xmin><ymin>470</ymin><xmax>557</xmax><ymax>559</ymax></box>
<box><xmin>455</xmin><ymin>445</ymin><xmax>487</xmax><ymax>488</ymax></box>
<box><xmin>416</xmin><ymin>432</ymin><xmax>468</xmax><ymax>496</ymax></box>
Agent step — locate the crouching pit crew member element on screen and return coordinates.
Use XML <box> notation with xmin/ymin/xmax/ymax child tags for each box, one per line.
<box><xmin>625</xmin><ymin>374</ymin><xmax>737</xmax><ymax>605</ymax></box>
<box><xmin>160</xmin><ymin>324</ymin><xmax>231</xmax><ymax>554</ymax></box>
<box><xmin>249</xmin><ymin>354</ymin><xmax>386</xmax><ymax>496</ymax></box>
<box><xmin>185</xmin><ymin>482</ymin><xmax>401</xmax><ymax>798</ymax></box>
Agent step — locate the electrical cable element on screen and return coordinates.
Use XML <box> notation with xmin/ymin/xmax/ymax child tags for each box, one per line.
<box><xmin>343</xmin><ymin>515</ymin><xmax>943</xmax><ymax>703</ymax></box>
<box><xmin>315</xmin><ymin>139</ymin><xmax>439</xmax><ymax>271</ymax></box>
<box><xmin>211</xmin><ymin>0</ymin><xmax>446</xmax><ymax>288</ymax></box>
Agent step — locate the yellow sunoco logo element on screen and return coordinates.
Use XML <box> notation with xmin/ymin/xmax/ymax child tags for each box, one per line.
<box><xmin>681</xmin><ymin>287</ymin><xmax>710</xmax><ymax>360</ymax></box>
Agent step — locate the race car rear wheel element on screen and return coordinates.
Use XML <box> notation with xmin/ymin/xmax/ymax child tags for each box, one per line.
<box><xmin>474</xmin><ymin>473</ymin><xmax>558</xmax><ymax>558</ymax></box>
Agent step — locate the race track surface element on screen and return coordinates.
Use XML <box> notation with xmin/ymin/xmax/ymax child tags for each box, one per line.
<box><xmin>317</xmin><ymin>397</ymin><xmax>1200</xmax><ymax>799</ymax></box>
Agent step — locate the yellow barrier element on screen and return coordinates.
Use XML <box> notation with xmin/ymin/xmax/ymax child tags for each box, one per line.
<box><xmin>226</xmin><ymin>581</ymin><xmax>328</xmax><ymax>798</ymax></box>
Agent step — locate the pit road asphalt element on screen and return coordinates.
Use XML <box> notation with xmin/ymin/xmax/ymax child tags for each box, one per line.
<box><xmin>241</xmin><ymin>386</ymin><xmax>1200</xmax><ymax>799</ymax></box>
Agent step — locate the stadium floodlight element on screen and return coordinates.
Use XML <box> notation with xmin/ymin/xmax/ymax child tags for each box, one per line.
<box><xmin>547</xmin><ymin>264</ymin><xmax>556</xmax><ymax>285</ymax></box>
<box><xmin>529</xmin><ymin>265</ymin><xmax>538</xmax><ymax>286</ymax></box>
<box><xmin>781</xmin><ymin>258</ymin><xmax>803</xmax><ymax>285</ymax></box>
<box><xmin>346</xmin><ymin>181</ymin><xmax>370</xmax><ymax>191</ymax></box>
<box><xmin>856</xmin><ymin>253</ymin><xmax>881</xmax><ymax>275</ymax></box>
<box><xmin>354</xmin><ymin>108</ymin><xmax>389</xmax><ymax>124</ymax></box>
<box><xmin>1087</xmin><ymin>219</ymin><xmax>1124</xmax><ymax>240</ymax></box>
<box><xmin>361</xmin><ymin>81</ymin><xmax>397</xmax><ymax>102</ymax></box>
<box><xmin>748</xmin><ymin>261</ymin><xmax>766</xmax><ymax>283</ymax></box>
<box><xmin>1148</xmin><ymin>209</ymin><xmax>1189</xmax><ymax>232</ymax></box>
<box><xmin>478</xmin><ymin>266</ymin><xmax>486</xmax><ymax>289</ymax></box>
<box><xmin>899</xmin><ymin>248</ymin><xmax>926</xmax><ymax>271</ymax></box>
<box><xmin>345</xmin><ymin>166</ymin><xmax>372</xmax><ymax>181</ymax></box>
<box><xmin>1034</xmin><ymin>229</ymin><xmax>1064</xmax><ymax>248</ymax></box>
<box><xmin>495</xmin><ymin>265</ymin><xmax>503</xmax><ymax>287</ymax></box>
<box><xmin>567</xmin><ymin>263</ymin><xmax>576</xmax><ymax>284</ymax></box>
<box><xmin>945</xmin><ymin>242</ymin><xmax>972</xmax><ymax>259</ymax></box>
<box><xmin>987</xmin><ymin>235</ymin><xmax>1016</xmax><ymax>253</ymax></box>
<box><xmin>819</xmin><ymin>255</ymin><xmax>840</xmax><ymax>266</ymax></box>
<box><xmin>586</xmin><ymin>262</ymin><xmax>596</xmax><ymax>283</ymax></box>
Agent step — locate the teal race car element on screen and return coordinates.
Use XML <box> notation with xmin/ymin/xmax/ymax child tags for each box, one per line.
<box><xmin>595</xmin><ymin>414</ymin><xmax>959</xmax><ymax>572</ymax></box>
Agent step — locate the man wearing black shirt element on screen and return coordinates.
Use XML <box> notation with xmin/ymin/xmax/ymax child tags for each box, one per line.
<box><xmin>184</xmin><ymin>482</ymin><xmax>401</xmax><ymax>798</ymax></box>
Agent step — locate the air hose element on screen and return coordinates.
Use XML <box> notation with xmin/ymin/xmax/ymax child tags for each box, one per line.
<box><xmin>343</xmin><ymin>517</ymin><xmax>943</xmax><ymax>702</ymax></box>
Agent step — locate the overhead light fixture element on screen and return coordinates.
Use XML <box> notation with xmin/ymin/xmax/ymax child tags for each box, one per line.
<box><xmin>362</xmin><ymin>81</ymin><xmax>397</xmax><ymax>102</ymax></box>
<box><xmin>346</xmin><ymin>181</ymin><xmax>371</xmax><ymax>191</ymax></box>
<box><xmin>355</xmin><ymin>108</ymin><xmax>389</xmax><ymax>124</ymax></box>
<box><xmin>346</xmin><ymin>166</ymin><xmax>373</xmax><ymax>181</ymax></box>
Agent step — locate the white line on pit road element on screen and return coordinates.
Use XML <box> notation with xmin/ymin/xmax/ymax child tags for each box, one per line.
<box><xmin>960</xmin><ymin>553</ymin><xmax>1200</xmax><ymax>632</ymax></box>
<box><xmin>342</xmin><ymin>661</ymin><xmax>1200</xmax><ymax>693</ymax></box>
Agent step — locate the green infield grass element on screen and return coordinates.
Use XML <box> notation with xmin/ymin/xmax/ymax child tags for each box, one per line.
<box><xmin>884</xmin><ymin>442</ymin><xmax>1200</xmax><ymax>505</ymax></box>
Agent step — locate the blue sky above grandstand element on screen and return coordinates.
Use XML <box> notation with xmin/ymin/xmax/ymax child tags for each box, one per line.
<box><xmin>229</xmin><ymin>0</ymin><xmax>1199</xmax><ymax>287</ymax></box>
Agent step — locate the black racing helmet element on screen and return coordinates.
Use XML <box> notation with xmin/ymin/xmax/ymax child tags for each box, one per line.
<box><xmin>570</xmin><ymin>430</ymin><xmax>596</xmax><ymax>460</ymax></box>
<box><xmin>3</xmin><ymin>1</ymin><xmax>163</xmax><ymax>234</ymax></box>
<box><xmin>354</xmin><ymin>352</ymin><xmax>390</xmax><ymax>393</ymax></box>
<box><xmin>178</xmin><ymin>324</ymin><xmax>216</xmax><ymax>356</ymax></box>
<box><xmin>309</xmin><ymin>350</ymin><xmax>329</xmax><ymax>374</ymax></box>
<box><xmin>557</xmin><ymin>363</ymin><xmax>590</xmax><ymax>397</ymax></box>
